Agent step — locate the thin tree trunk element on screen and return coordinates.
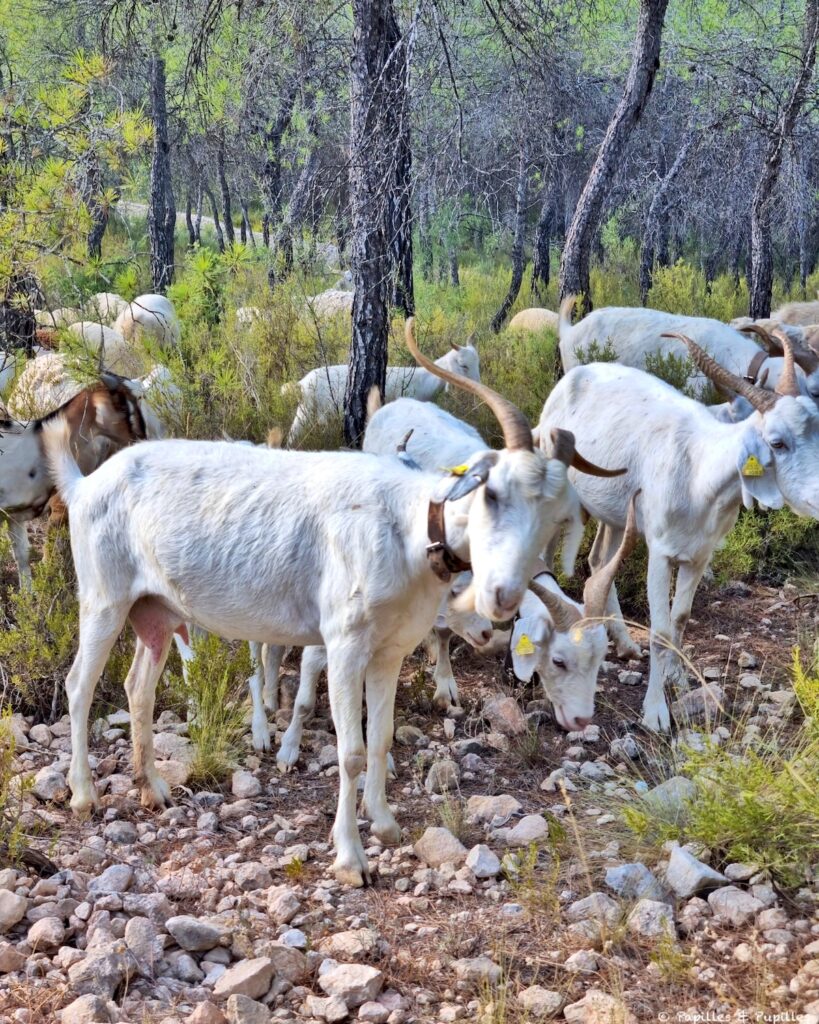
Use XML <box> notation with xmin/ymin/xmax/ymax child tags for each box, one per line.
<box><xmin>559</xmin><ymin>0</ymin><xmax>669</xmax><ymax>313</ymax></box>
<box><xmin>216</xmin><ymin>145</ymin><xmax>235</xmax><ymax>247</ymax></box>
<box><xmin>204</xmin><ymin>185</ymin><xmax>225</xmax><ymax>253</ymax></box>
<box><xmin>241</xmin><ymin>199</ymin><xmax>256</xmax><ymax>248</ymax></box>
<box><xmin>276</xmin><ymin>148</ymin><xmax>319</xmax><ymax>276</ymax></box>
<box><xmin>531</xmin><ymin>180</ymin><xmax>556</xmax><ymax>301</ymax></box>
<box><xmin>385</xmin><ymin>9</ymin><xmax>414</xmax><ymax>316</ymax></box>
<box><xmin>261</xmin><ymin>84</ymin><xmax>298</xmax><ymax>245</ymax></box>
<box><xmin>750</xmin><ymin>0</ymin><xmax>819</xmax><ymax>318</ymax></box>
<box><xmin>344</xmin><ymin>0</ymin><xmax>405</xmax><ymax>447</ymax></box>
<box><xmin>448</xmin><ymin>244</ymin><xmax>459</xmax><ymax>287</ymax></box>
<box><xmin>83</xmin><ymin>153</ymin><xmax>109</xmax><ymax>260</ymax></box>
<box><xmin>148</xmin><ymin>54</ymin><xmax>176</xmax><ymax>293</ymax></box>
<box><xmin>419</xmin><ymin>182</ymin><xmax>434</xmax><ymax>282</ymax></box>
<box><xmin>185</xmin><ymin>192</ymin><xmax>196</xmax><ymax>247</ymax></box>
<box><xmin>491</xmin><ymin>143</ymin><xmax>529</xmax><ymax>333</ymax></box>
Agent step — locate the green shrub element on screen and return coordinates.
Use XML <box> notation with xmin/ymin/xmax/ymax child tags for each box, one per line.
<box><xmin>571</xmin><ymin>338</ymin><xmax>618</xmax><ymax>365</ymax></box>
<box><xmin>643</xmin><ymin>350</ymin><xmax>695</xmax><ymax>397</ymax></box>
<box><xmin>0</xmin><ymin>713</ymin><xmax>33</xmax><ymax>865</ymax></box>
<box><xmin>712</xmin><ymin>507</ymin><xmax>819</xmax><ymax>584</ymax></box>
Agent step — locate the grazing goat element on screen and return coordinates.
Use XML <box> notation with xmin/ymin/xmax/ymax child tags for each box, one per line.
<box><xmin>539</xmin><ymin>333</ymin><xmax>819</xmax><ymax>731</ymax></box>
<box><xmin>771</xmin><ymin>296</ymin><xmax>819</xmax><ymax>327</ymax></box>
<box><xmin>286</xmin><ymin>342</ymin><xmax>481</xmax><ymax>447</ymax></box>
<box><xmin>1</xmin><ymin>376</ymin><xmax>147</xmax><ymax>584</ymax></box>
<box><xmin>113</xmin><ymin>294</ymin><xmax>181</xmax><ymax>350</ymax></box>
<box><xmin>510</xmin><ymin>495</ymin><xmax>638</xmax><ymax>730</ymax></box>
<box><xmin>273</xmin><ymin>571</ymin><xmax>493</xmax><ymax>769</ymax></box>
<box><xmin>559</xmin><ymin>298</ymin><xmax>819</xmax><ymax>403</ymax></box>
<box><xmin>35</xmin><ymin>307</ymin><xmax>81</xmax><ymax>329</ymax></box>
<box><xmin>44</xmin><ymin>320</ymin><xmax>613</xmax><ymax>887</ymax></box>
<box><xmin>508</xmin><ymin>308</ymin><xmax>559</xmax><ymax>333</ymax></box>
<box><xmin>88</xmin><ymin>292</ymin><xmax>128</xmax><ymax>326</ymax></box>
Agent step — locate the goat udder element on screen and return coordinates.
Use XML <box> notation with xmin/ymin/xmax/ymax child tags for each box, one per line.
<box><xmin>129</xmin><ymin>597</ymin><xmax>184</xmax><ymax>664</ymax></box>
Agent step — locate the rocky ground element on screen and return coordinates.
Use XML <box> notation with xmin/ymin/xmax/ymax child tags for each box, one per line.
<box><xmin>0</xmin><ymin>580</ymin><xmax>817</xmax><ymax>1024</ymax></box>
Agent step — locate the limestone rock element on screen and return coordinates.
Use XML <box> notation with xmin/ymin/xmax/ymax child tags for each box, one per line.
<box><xmin>0</xmin><ymin>940</ymin><xmax>25</xmax><ymax>972</ymax></box>
<box><xmin>167</xmin><ymin>915</ymin><xmax>225</xmax><ymax>952</ymax></box>
<box><xmin>466</xmin><ymin>844</ymin><xmax>501</xmax><ymax>879</ymax></box>
<box><xmin>564</xmin><ymin>989</ymin><xmax>636</xmax><ymax>1024</ymax></box>
<box><xmin>413</xmin><ymin>827</ymin><xmax>467</xmax><ymax>868</ymax></box>
<box><xmin>466</xmin><ymin>794</ymin><xmax>521</xmax><ymax>824</ymax></box>
<box><xmin>318</xmin><ymin>962</ymin><xmax>384</xmax><ymax>1008</ymax></box>
<box><xmin>566</xmin><ymin>893</ymin><xmax>620</xmax><ymax>928</ymax></box>
<box><xmin>605</xmin><ymin>863</ymin><xmax>666</xmax><ymax>902</ymax></box>
<box><xmin>642</xmin><ymin>776</ymin><xmax>696</xmax><ymax>825</ymax></box>
<box><xmin>664</xmin><ymin>846</ymin><xmax>728</xmax><ymax>898</ymax></box>
<box><xmin>424</xmin><ymin>759</ymin><xmax>460</xmax><ymax>794</ymax></box>
<box><xmin>213</xmin><ymin>957</ymin><xmax>275</xmax><ymax>1000</ymax></box>
<box><xmin>31</xmin><ymin>765</ymin><xmax>68</xmax><ymax>802</ymax></box>
<box><xmin>225</xmin><ymin>994</ymin><xmax>270</xmax><ymax>1024</ymax></box>
<box><xmin>319</xmin><ymin>928</ymin><xmax>379</xmax><ymax>960</ymax></box>
<box><xmin>518</xmin><ymin>985</ymin><xmax>564</xmax><ymax>1018</ymax></box>
<box><xmin>483</xmin><ymin>695</ymin><xmax>526</xmax><ymax>736</ymax></box>
<box><xmin>235</xmin><ymin>861</ymin><xmax>273</xmax><ymax>891</ymax></box>
<box><xmin>671</xmin><ymin>684</ymin><xmax>724</xmax><ymax>722</ymax></box>
<box><xmin>88</xmin><ymin>863</ymin><xmax>134</xmax><ymax>895</ymax></box>
<box><xmin>626</xmin><ymin>899</ymin><xmax>675</xmax><ymax>939</ymax></box>
<box><xmin>232</xmin><ymin>771</ymin><xmax>262</xmax><ymax>799</ymax></box>
<box><xmin>452</xmin><ymin>956</ymin><xmax>502</xmax><ymax>990</ymax></box>
<box><xmin>186</xmin><ymin>1004</ymin><xmax>228</xmax><ymax>1024</ymax></box>
<box><xmin>27</xmin><ymin>915</ymin><xmax>65</xmax><ymax>952</ymax></box>
<box><xmin>268</xmin><ymin>885</ymin><xmax>301</xmax><ymax>924</ymax></box>
<box><xmin>68</xmin><ymin>948</ymin><xmax>137</xmax><ymax>998</ymax></box>
<box><xmin>60</xmin><ymin>993</ymin><xmax>117</xmax><ymax>1024</ymax></box>
<box><xmin>707</xmin><ymin>886</ymin><xmax>765</xmax><ymax>927</ymax></box>
<box><xmin>0</xmin><ymin>891</ymin><xmax>28</xmax><ymax>933</ymax></box>
<box><xmin>506</xmin><ymin>814</ymin><xmax>548</xmax><ymax>847</ymax></box>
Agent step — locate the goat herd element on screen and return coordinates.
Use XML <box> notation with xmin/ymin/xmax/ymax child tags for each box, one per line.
<box><xmin>1</xmin><ymin>288</ymin><xmax>819</xmax><ymax>887</ymax></box>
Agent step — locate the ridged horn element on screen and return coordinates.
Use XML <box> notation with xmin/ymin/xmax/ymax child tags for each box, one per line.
<box><xmin>582</xmin><ymin>490</ymin><xmax>641</xmax><ymax>622</ymax></box>
<box><xmin>549</xmin><ymin>427</ymin><xmax>627</xmax><ymax>478</ymax></box>
<box><xmin>405</xmin><ymin>317</ymin><xmax>533</xmax><ymax>451</ymax></box>
<box><xmin>772</xmin><ymin>327</ymin><xmax>818</xmax><ymax>376</ymax></box>
<box><xmin>527</xmin><ymin>578</ymin><xmax>583</xmax><ymax>632</ymax></box>
<box><xmin>661</xmin><ymin>332</ymin><xmax>777</xmax><ymax>412</ymax></box>
<box><xmin>770</xmin><ymin>329</ymin><xmax>801</xmax><ymax>397</ymax></box>
<box><xmin>738</xmin><ymin>323</ymin><xmax>777</xmax><ymax>353</ymax></box>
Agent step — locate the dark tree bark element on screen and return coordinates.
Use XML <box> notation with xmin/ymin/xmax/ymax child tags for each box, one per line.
<box><xmin>276</xmin><ymin>147</ymin><xmax>319</xmax><ymax>276</ymax></box>
<box><xmin>750</xmin><ymin>0</ymin><xmax>819</xmax><ymax>318</ymax></box>
<box><xmin>185</xmin><ymin>192</ymin><xmax>196</xmax><ymax>247</ymax></box>
<box><xmin>240</xmin><ymin>199</ymin><xmax>256</xmax><ymax>248</ymax></box>
<box><xmin>1</xmin><ymin>274</ymin><xmax>36</xmax><ymax>356</ymax></box>
<box><xmin>639</xmin><ymin>131</ymin><xmax>695</xmax><ymax>304</ymax></box>
<box><xmin>194</xmin><ymin>182</ymin><xmax>203</xmax><ymax>245</ymax></box>
<box><xmin>531</xmin><ymin>180</ymin><xmax>556</xmax><ymax>301</ymax></box>
<box><xmin>148</xmin><ymin>55</ymin><xmax>176</xmax><ymax>293</ymax></box>
<box><xmin>344</xmin><ymin>0</ymin><xmax>407</xmax><ymax>447</ymax></box>
<box><xmin>448</xmin><ymin>243</ymin><xmax>459</xmax><ymax>287</ymax></box>
<box><xmin>216</xmin><ymin>145</ymin><xmax>235</xmax><ymax>247</ymax></box>
<box><xmin>260</xmin><ymin>84</ymin><xmax>298</xmax><ymax>247</ymax></box>
<box><xmin>559</xmin><ymin>0</ymin><xmax>669</xmax><ymax>313</ymax></box>
<box><xmin>491</xmin><ymin>143</ymin><xmax>529</xmax><ymax>333</ymax></box>
<box><xmin>419</xmin><ymin>183</ymin><xmax>434</xmax><ymax>282</ymax></box>
<box><xmin>204</xmin><ymin>185</ymin><xmax>225</xmax><ymax>253</ymax></box>
<box><xmin>82</xmin><ymin>153</ymin><xmax>109</xmax><ymax>261</ymax></box>
<box><xmin>384</xmin><ymin>7</ymin><xmax>414</xmax><ymax>317</ymax></box>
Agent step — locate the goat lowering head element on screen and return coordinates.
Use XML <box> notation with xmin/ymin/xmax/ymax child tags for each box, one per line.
<box><xmin>510</xmin><ymin>494</ymin><xmax>639</xmax><ymax>730</ymax></box>
<box><xmin>435</xmin><ymin>571</ymin><xmax>494</xmax><ymax>648</ymax></box>
<box><xmin>406</xmin><ymin>319</ymin><xmax>624</xmax><ymax>621</ymax></box>
<box><xmin>438</xmin><ymin>340</ymin><xmax>480</xmax><ymax>385</ymax></box>
<box><xmin>664</xmin><ymin>332</ymin><xmax>819</xmax><ymax>517</ymax></box>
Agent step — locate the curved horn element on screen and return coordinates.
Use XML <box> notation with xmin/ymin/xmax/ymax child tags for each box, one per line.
<box><xmin>405</xmin><ymin>317</ymin><xmax>533</xmax><ymax>451</ymax></box>
<box><xmin>582</xmin><ymin>491</ymin><xmax>641</xmax><ymax>622</ymax></box>
<box><xmin>397</xmin><ymin>428</ymin><xmax>414</xmax><ymax>453</ymax></box>
<box><xmin>738</xmin><ymin>323</ymin><xmax>778</xmax><ymax>354</ymax></box>
<box><xmin>450</xmin><ymin>341</ymin><xmax>464</xmax><ymax>351</ymax></box>
<box><xmin>549</xmin><ymin>427</ymin><xmax>627</xmax><ymax>478</ymax></box>
<box><xmin>770</xmin><ymin>329</ymin><xmax>801</xmax><ymax>397</ymax></box>
<box><xmin>772</xmin><ymin>326</ymin><xmax>818</xmax><ymax>376</ymax></box>
<box><xmin>527</xmin><ymin>578</ymin><xmax>582</xmax><ymax>632</ymax></box>
<box><xmin>661</xmin><ymin>332</ymin><xmax>777</xmax><ymax>412</ymax></box>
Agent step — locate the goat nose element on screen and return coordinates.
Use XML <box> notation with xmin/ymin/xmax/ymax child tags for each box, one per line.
<box><xmin>481</xmin><ymin>628</ymin><xmax>493</xmax><ymax>642</ymax></box>
<box><xmin>494</xmin><ymin>586</ymin><xmax>515</xmax><ymax>611</ymax></box>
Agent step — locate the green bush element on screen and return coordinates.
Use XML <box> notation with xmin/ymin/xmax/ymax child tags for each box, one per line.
<box><xmin>712</xmin><ymin>507</ymin><xmax>819</xmax><ymax>584</ymax></box>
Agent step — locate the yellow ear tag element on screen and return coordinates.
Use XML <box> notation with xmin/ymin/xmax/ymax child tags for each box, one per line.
<box><xmin>514</xmin><ymin>633</ymin><xmax>535</xmax><ymax>656</ymax></box>
<box><xmin>443</xmin><ymin>464</ymin><xmax>469</xmax><ymax>477</ymax></box>
<box><xmin>741</xmin><ymin>455</ymin><xmax>765</xmax><ymax>478</ymax></box>
<box><xmin>572</xmin><ymin>628</ymin><xmax>584</xmax><ymax>644</ymax></box>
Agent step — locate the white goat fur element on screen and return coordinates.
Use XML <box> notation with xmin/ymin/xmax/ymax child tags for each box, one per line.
<box><xmin>508</xmin><ymin>308</ymin><xmax>559</xmax><ymax>333</ymax></box>
<box><xmin>305</xmin><ymin>288</ymin><xmax>354</xmax><ymax>320</ymax></box>
<box><xmin>88</xmin><ymin>292</ymin><xmax>129</xmax><ymax>326</ymax></box>
<box><xmin>113</xmin><ymin>294</ymin><xmax>181</xmax><ymax>350</ymax></box>
<box><xmin>287</xmin><ymin>346</ymin><xmax>481</xmax><ymax>446</ymax></box>
<box><xmin>559</xmin><ymin>303</ymin><xmax>819</xmax><ymax>403</ymax></box>
<box><xmin>539</xmin><ymin>362</ymin><xmax>819</xmax><ymax>730</ymax></box>
<box><xmin>771</xmin><ymin>297</ymin><xmax>819</xmax><ymax>327</ymax></box>
<box><xmin>44</xmin><ymin>421</ymin><xmax>568</xmax><ymax>886</ymax></box>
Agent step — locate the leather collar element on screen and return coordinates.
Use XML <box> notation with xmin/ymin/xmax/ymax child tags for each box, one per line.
<box><xmin>426</xmin><ymin>501</ymin><xmax>471</xmax><ymax>582</ymax></box>
<box><xmin>744</xmin><ymin>350</ymin><xmax>767</xmax><ymax>384</ymax></box>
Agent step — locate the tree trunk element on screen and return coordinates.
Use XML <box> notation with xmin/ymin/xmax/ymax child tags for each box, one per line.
<box><xmin>750</xmin><ymin>0</ymin><xmax>819</xmax><ymax>318</ymax></box>
<box><xmin>204</xmin><ymin>185</ymin><xmax>225</xmax><ymax>253</ymax></box>
<box><xmin>83</xmin><ymin>153</ymin><xmax>109</xmax><ymax>261</ymax></box>
<box><xmin>241</xmin><ymin>199</ymin><xmax>256</xmax><ymax>248</ymax></box>
<box><xmin>276</xmin><ymin>147</ymin><xmax>319</xmax><ymax>276</ymax></box>
<box><xmin>559</xmin><ymin>0</ymin><xmax>669</xmax><ymax>313</ymax></box>
<box><xmin>185</xmin><ymin>192</ymin><xmax>196</xmax><ymax>247</ymax></box>
<box><xmin>344</xmin><ymin>0</ymin><xmax>407</xmax><ymax>447</ymax></box>
<box><xmin>639</xmin><ymin>131</ymin><xmax>695</xmax><ymax>304</ymax></box>
<box><xmin>448</xmin><ymin>244</ymin><xmax>459</xmax><ymax>287</ymax></box>
<box><xmin>148</xmin><ymin>54</ymin><xmax>176</xmax><ymax>293</ymax></box>
<box><xmin>384</xmin><ymin>10</ymin><xmax>414</xmax><ymax>317</ymax></box>
<box><xmin>216</xmin><ymin>145</ymin><xmax>235</xmax><ymax>247</ymax></box>
<box><xmin>260</xmin><ymin>85</ymin><xmax>298</xmax><ymax>245</ymax></box>
<box><xmin>419</xmin><ymin>183</ymin><xmax>434</xmax><ymax>282</ymax></box>
<box><xmin>531</xmin><ymin>181</ymin><xmax>556</xmax><ymax>301</ymax></box>
<box><xmin>491</xmin><ymin>143</ymin><xmax>529</xmax><ymax>333</ymax></box>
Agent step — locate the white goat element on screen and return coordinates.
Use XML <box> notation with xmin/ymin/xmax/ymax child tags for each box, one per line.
<box><xmin>559</xmin><ymin>297</ymin><xmax>819</xmax><ymax>404</ymax></box>
<box><xmin>113</xmin><ymin>294</ymin><xmax>181</xmax><ymax>350</ymax></box>
<box><xmin>508</xmin><ymin>308</ymin><xmax>559</xmax><ymax>333</ymax></box>
<box><xmin>1</xmin><ymin>376</ymin><xmax>147</xmax><ymax>584</ymax></box>
<box><xmin>273</xmin><ymin>571</ymin><xmax>493</xmax><ymax>770</ymax></box>
<box><xmin>88</xmin><ymin>292</ymin><xmax>128</xmax><ymax>326</ymax></box>
<box><xmin>286</xmin><ymin>342</ymin><xmax>481</xmax><ymax>447</ymax></box>
<box><xmin>44</xmin><ymin>320</ymin><xmax>587</xmax><ymax>887</ymax></box>
<box><xmin>305</xmin><ymin>289</ymin><xmax>354</xmax><ymax>320</ymax></box>
<box><xmin>771</xmin><ymin>295</ymin><xmax>819</xmax><ymax>326</ymax></box>
<box><xmin>539</xmin><ymin>333</ymin><xmax>819</xmax><ymax>731</ymax></box>
<box><xmin>510</xmin><ymin>496</ymin><xmax>638</xmax><ymax>730</ymax></box>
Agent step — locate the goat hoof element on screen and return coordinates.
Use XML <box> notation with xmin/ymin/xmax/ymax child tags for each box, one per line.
<box><xmin>276</xmin><ymin>759</ymin><xmax>294</xmax><ymax>775</ymax></box>
<box><xmin>140</xmin><ymin>777</ymin><xmax>171</xmax><ymax>809</ymax></box>
<box><xmin>252</xmin><ymin>727</ymin><xmax>272</xmax><ymax>752</ymax></box>
<box><xmin>640</xmin><ymin>705</ymin><xmax>671</xmax><ymax>733</ymax></box>
<box><xmin>616</xmin><ymin>640</ymin><xmax>643</xmax><ymax>660</ymax></box>
<box><xmin>69</xmin><ymin>789</ymin><xmax>100</xmax><ymax>817</ymax></box>
<box><xmin>371</xmin><ymin>819</ymin><xmax>401</xmax><ymax>846</ymax></box>
<box><xmin>333</xmin><ymin>852</ymin><xmax>371</xmax><ymax>888</ymax></box>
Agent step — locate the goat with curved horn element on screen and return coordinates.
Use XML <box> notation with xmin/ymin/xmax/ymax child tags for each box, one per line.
<box><xmin>582</xmin><ymin>491</ymin><xmax>640</xmax><ymax>622</ymax></box>
<box><xmin>527</xmin><ymin>577</ymin><xmax>582</xmax><ymax>631</ymax></box>
<box><xmin>771</xmin><ymin>327</ymin><xmax>818</xmax><ymax>380</ymax></box>
<box><xmin>661</xmin><ymin>332</ymin><xmax>777</xmax><ymax>412</ymax></box>
<box><xmin>770</xmin><ymin>329</ymin><xmax>800</xmax><ymax>397</ymax></box>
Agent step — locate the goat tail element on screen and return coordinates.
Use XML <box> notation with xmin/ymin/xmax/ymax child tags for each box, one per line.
<box><xmin>42</xmin><ymin>417</ymin><xmax>83</xmax><ymax>508</ymax></box>
<box><xmin>366</xmin><ymin>384</ymin><xmax>382</xmax><ymax>424</ymax></box>
<box><xmin>558</xmin><ymin>295</ymin><xmax>577</xmax><ymax>338</ymax></box>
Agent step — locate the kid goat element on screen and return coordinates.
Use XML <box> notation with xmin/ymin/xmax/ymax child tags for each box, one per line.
<box><xmin>44</xmin><ymin>319</ymin><xmax>623</xmax><ymax>887</ymax></box>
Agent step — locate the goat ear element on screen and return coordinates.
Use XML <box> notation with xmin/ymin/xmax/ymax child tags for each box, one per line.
<box><xmin>510</xmin><ymin>615</ymin><xmax>548</xmax><ymax>682</ymax></box>
<box><xmin>443</xmin><ymin>453</ymin><xmax>498</xmax><ymax>502</ymax></box>
<box><xmin>736</xmin><ymin>428</ymin><xmax>784</xmax><ymax>509</ymax></box>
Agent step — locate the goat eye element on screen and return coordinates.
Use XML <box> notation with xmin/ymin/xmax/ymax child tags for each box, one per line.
<box><xmin>552</xmin><ymin>656</ymin><xmax>566</xmax><ymax>669</ymax></box>
<box><xmin>28</xmin><ymin>469</ymin><xmax>36</xmax><ymax>479</ymax></box>
<box><xmin>770</xmin><ymin>439</ymin><xmax>786</xmax><ymax>450</ymax></box>
<box><xmin>484</xmin><ymin>488</ymin><xmax>498</xmax><ymax>504</ymax></box>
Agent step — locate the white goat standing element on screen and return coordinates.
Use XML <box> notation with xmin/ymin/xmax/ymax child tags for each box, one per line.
<box><xmin>44</xmin><ymin>320</ymin><xmax>589</xmax><ymax>887</ymax></box>
<box><xmin>539</xmin><ymin>333</ymin><xmax>819</xmax><ymax>731</ymax></box>
<box><xmin>285</xmin><ymin>342</ymin><xmax>481</xmax><ymax>447</ymax></box>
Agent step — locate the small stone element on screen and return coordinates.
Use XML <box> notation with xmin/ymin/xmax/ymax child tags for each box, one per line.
<box><xmin>103</xmin><ymin>819</ymin><xmax>138</xmax><ymax>845</ymax></box>
<box><xmin>235</xmin><ymin>861</ymin><xmax>273</xmax><ymax>891</ymax></box>
<box><xmin>466</xmin><ymin>794</ymin><xmax>521</xmax><ymax>823</ymax></box>
<box><xmin>318</xmin><ymin>962</ymin><xmax>384</xmax><ymax>1008</ymax></box>
<box><xmin>230</xmin><ymin>770</ymin><xmax>262</xmax><ymax>802</ymax></box>
<box><xmin>124</xmin><ymin>916</ymin><xmax>163</xmax><ymax>970</ymax></box>
<box><xmin>394</xmin><ymin>726</ymin><xmax>424</xmax><ymax>746</ymax></box>
<box><xmin>0</xmin><ymin>891</ymin><xmax>27</xmax><ymax>933</ymax></box>
<box><xmin>724</xmin><ymin>862</ymin><xmax>759</xmax><ymax>882</ymax></box>
<box><xmin>605</xmin><ymin>863</ymin><xmax>666</xmax><ymax>901</ymax></box>
<box><xmin>31</xmin><ymin>765</ymin><xmax>68</xmax><ymax>802</ymax></box>
<box><xmin>566</xmin><ymin>893</ymin><xmax>620</xmax><ymax>928</ymax></box>
<box><xmin>452</xmin><ymin>956</ymin><xmax>502</xmax><ymax>989</ymax></box>
<box><xmin>28</xmin><ymin>724</ymin><xmax>52</xmax><ymax>747</ymax></box>
<box><xmin>424</xmin><ymin>759</ymin><xmax>460</xmax><ymax>794</ymax></box>
<box><xmin>167</xmin><ymin>915</ymin><xmax>225</xmax><ymax>952</ymax></box>
<box><xmin>320</xmin><ymin>928</ymin><xmax>379</xmax><ymax>960</ymax></box>
<box><xmin>279</xmin><ymin>928</ymin><xmax>307</xmax><ymax>949</ymax></box>
<box><xmin>304</xmin><ymin>994</ymin><xmax>349</xmax><ymax>1022</ymax></box>
<box><xmin>413</xmin><ymin>827</ymin><xmax>467</xmax><ymax>868</ymax></box>
<box><xmin>27</xmin><ymin>915</ymin><xmax>64</xmax><ymax>952</ymax></box>
<box><xmin>642</xmin><ymin>776</ymin><xmax>696</xmax><ymax>824</ymax></box>
<box><xmin>609</xmin><ymin>735</ymin><xmax>639</xmax><ymax>760</ymax></box>
<box><xmin>187</xmin><ymin>1004</ymin><xmax>228</xmax><ymax>1024</ymax></box>
<box><xmin>156</xmin><ymin>758</ymin><xmax>190</xmax><ymax>788</ymax></box>
<box><xmin>0</xmin><ymin>940</ymin><xmax>25</xmax><ymax>972</ymax></box>
<box><xmin>564</xmin><ymin>950</ymin><xmax>598</xmax><ymax>974</ymax></box>
<box><xmin>319</xmin><ymin>744</ymin><xmax>339</xmax><ymax>768</ymax></box>
<box><xmin>618</xmin><ymin>671</ymin><xmax>642</xmax><ymax>686</ymax></box>
<box><xmin>153</xmin><ymin>731</ymin><xmax>191</xmax><ymax>760</ymax></box>
<box><xmin>483</xmin><ymin>695</ymin><xmax>526</xmax><ymax>736</ymax></box>
<box><xmin>564</xmin><ymin>989</ymin><xmax>636</xmax><ymax>1024</ymax></box>
<box><xmin>739</xmin><ymin>673</ymin><xmax>762</xmax><ymax>690</ymax></box>
<box><xmin>260</xmin><ymin>943</ymin><xmax>308</xmax><ymax>983</ymax></box>
<box><xmin>68</xmin><ymin>948</ymin><xmax>135</xmax><ymax>998</ymax></box>
<box><xmin>268</xmin><ymin>886</ymin><xmax>301</xmax><ymax>924</ymax></box>
<box><xmin>671</xmin><ymin>684</ymin><xmax>723</xmax><ymax>721</ymax></box>
<box><xmin>225</xmin><ymin>994</ymin><xmax>270</xmax><ymax>1024</ymax></box>
<box><xmin>60</xmin><ymin>993</ymin><xmax>117</xmax><ymax>1024</ymax></box>
<box><xmin>518</xmin><ymin>985</ymin><xmax>563</xmax><ymax>1018</ymax></box>
<box><xmin>358</xmin><ymin>1000</ymin><xmax>390</xmax><ymax>1023</ymax></box>
<box><xmin>664</xmin><ymin>846</ymin><xmax>729</xmax><ymax>898</ymax></box>
<box><xmin>506</xmin><ymin>814</ymin><xmax>548</xmax><ymax>847</ymax></box>
<box><xmin>626</xmin><ymin>899</ymin><xmax>675</xmax><ymax>939</ymax></box>
<box><xmin>465</xmin><ymin>844</ymin><xmax>501</xmax><ymax>879</ymax></box>
<box><xmin>213</xmin><ymin>957</ymin><xmax>275</xmax><ymax>1000</ymax></box>
<box><xmin>708</xmin><ymin>886</ymin><xmax>765</xmax><ymax>927</ymax></box>
<box><xmin>89</xmin><ymin>863</ymin><xmax>133</xmax><ymax>894</ymax></box>
<box><xmin>737</xmin><ymin>651</ymin><xmax>758</xmax><ymax>669</ymax></box>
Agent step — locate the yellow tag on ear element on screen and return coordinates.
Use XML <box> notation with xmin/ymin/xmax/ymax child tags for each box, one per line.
<box><xmin>572</xmin><ymin>628</ymin><xmax>584</xmax><ymax>644</ymax></box>
<box><xmin>443</xmin><ymin>464</ymin><xmax>469</xmax><ymax>477</ymax></box>
<box><xmin>741</xmin><ymin>455</ymin><xmax>765</xmax><ymax>478</ymax></box>
<box><xmin>514</xmin><ymin>633</ymin><xmax>535</xmax><ymax>656</ymax></box>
